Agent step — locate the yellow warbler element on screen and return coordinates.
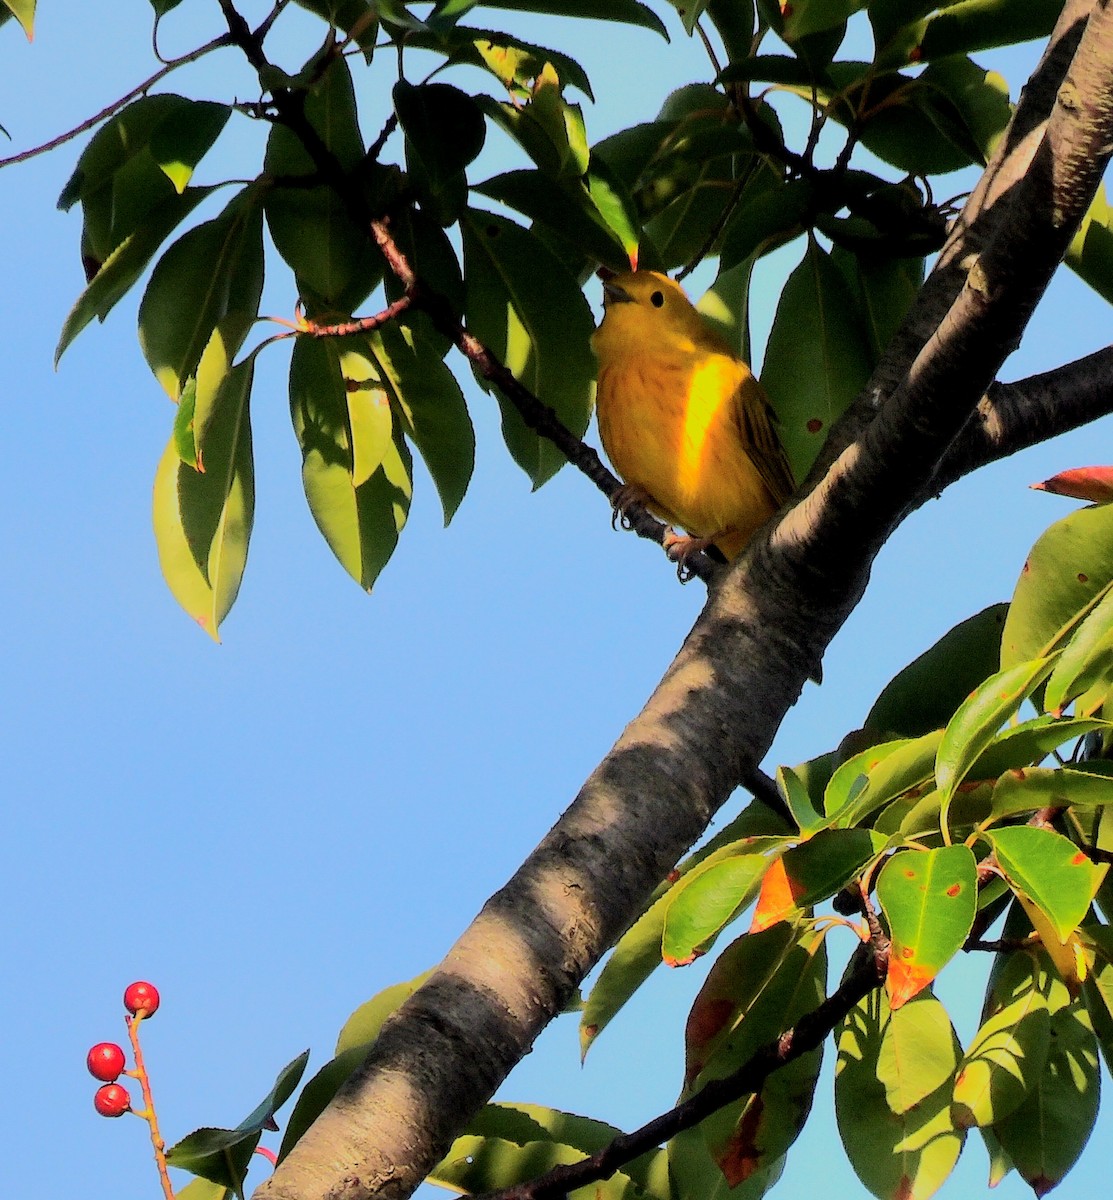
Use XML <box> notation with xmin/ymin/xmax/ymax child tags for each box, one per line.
<box><xmin>591</xmin><ymin>270</ymin><xmax>793</xmax><ymax>562</ymax></box>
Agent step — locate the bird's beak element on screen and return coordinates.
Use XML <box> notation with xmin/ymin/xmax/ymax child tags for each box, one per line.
<box><xmin>601</xmin><ymin>280</ymin><xmax>633</xmax><ymax>306</ymax></box>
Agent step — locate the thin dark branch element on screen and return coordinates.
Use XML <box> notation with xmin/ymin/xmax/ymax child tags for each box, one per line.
<box><xmin>965</xmin><ymin>936</ymin><xmax>1035</xmax><ymax>953</ymax></box>
<box><xmin>476</xmin><ymin>937</ymin><xmax>889</xmax><ymax>1200</ymax></box>
<box><xmin>740</xmin><ymin>765</ymin><xmax>791</xmax><ymax>821</ymax></box>
<box><xmin>0</xmin><ymin>32</ymin><xmax>233</xmax><ymax>169</ymax></box>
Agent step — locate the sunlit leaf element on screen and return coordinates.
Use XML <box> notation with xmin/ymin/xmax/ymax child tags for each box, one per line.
<box><xmin>877</xmin><ymin>846</ymin><xmax>977</xmax><ymax>1008</ymax></box>
<box><xmin>461</xmin><ymin>210</ymin><xmax>594</xmax><ymax>486</ymax></box>
<box><xmin>139</xmin><ymin>188</ymin><xmax>265</xmax><ymax>401</ymax></box>
<box><xmin>952</xmin><ymin>950</ymin><xmax>1050</xmax><ymax>1129</ymax></box>
<box><xmin>992</xmin><ymin>988</ymin><xmax>1100</xmax><ymax>1195</ymax></box>
<box><xmin>935</xmin><ymin>657</ymin><xmax>1054</xmax><ymax>811</ymax></box>
<box><xmin>289</xmin><ymin>338</ymin><xmax>412</xmax><ymax>589</ymax></box>
<box><xmin>836</xmin><ymin>988</ymin><xmax>963</xmax><ymax>1200</ymax></box>
<box><xmin>55</xmin><ymin>185</ymin><xmax>216</xmax><ymax>364</ymax></box>
<box><xmin>153</xmin><ymin>358</ymin><xmax>255</xmax><ymax>640</ymax></box>
<box><xmin>149</xmin><ymin>100</ymin><xmax>230</xmax><ymax>193</ymax></box>
<box><xmin>1002</xmin><ymin>502</ymin><xmax>1113</xmax><ymax>669</ymax></box>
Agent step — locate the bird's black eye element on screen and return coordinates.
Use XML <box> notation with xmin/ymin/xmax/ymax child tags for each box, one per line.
<box><xmin>650</xmin><ymin>290</ymin><xmax>665</xmax><ymax>308</ymax></box>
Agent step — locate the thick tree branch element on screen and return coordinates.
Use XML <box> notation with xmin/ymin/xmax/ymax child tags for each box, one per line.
<box><xmin>930</xmin><ymin>345</ymin><xmax>1113</xmax><ymax>495</ymax></box>
<box><xmin>257</xmin><ymin>7</ymin><xmax>1113</xmax><ymax>1200</ymax></box>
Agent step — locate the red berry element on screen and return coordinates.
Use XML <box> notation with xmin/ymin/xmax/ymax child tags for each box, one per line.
<box><xmin>94</xmin><ymin>1083</ymin><xmax>131</xmax><ymax>1118</ymax></box>
<box><xmin>123</xmin><ymin>981</ymin><xmax>160</xmax><ymax>1017</ymax></box>
<box><xmin>87</xmin><ymin>1042</ymin><xmax>127</xmax><ymax>1082</ymax></box>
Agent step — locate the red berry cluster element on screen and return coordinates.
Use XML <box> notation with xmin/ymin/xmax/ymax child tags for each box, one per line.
<box><xmin>86</xmin><ymin>981</ymin><xmax>160</xmax><ymax>1119</ymax></box>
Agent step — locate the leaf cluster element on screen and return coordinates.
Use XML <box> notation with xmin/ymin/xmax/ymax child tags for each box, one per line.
<box><xmin>41</xmin><ymin>0</ymin><xmax>1113</xmax><ymax>635</ymax></box>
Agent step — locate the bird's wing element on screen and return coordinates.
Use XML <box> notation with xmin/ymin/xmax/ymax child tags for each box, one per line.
<box><xmin>736</xmin><ymin>376</ymin><xmax>796</xmax><ymax>505</ymax></box>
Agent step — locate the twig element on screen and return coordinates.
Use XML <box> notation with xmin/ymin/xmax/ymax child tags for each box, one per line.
<box><xmin>473</xmin><ymin>936</ymin><xmax>888</xmax><ymax>1200</ymax></box>
<box><xmin>298</xmin><ymin>294</ymin><xmax>413</xmax><ymax>337</ymax></box>
<box><xmin>125</xmin><ymin>1014</ymin><xmax>174</xmax><ymax>1200</ymax></box>
<box><xmin>0</xmin><ymin>32</ymin><xmax>232</xmax><ymax>169</ymax></box>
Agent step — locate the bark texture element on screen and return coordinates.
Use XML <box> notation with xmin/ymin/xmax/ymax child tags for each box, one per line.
<box><xmin>256</xmin><ymin>6</ymin><xmax>1113</xmax><ymax>1199</ymax></box>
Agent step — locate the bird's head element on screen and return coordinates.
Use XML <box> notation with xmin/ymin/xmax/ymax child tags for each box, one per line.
<box><xmin>592</xmin><ymin>270</ymin><xmax>722</xmax><ymax>359</ymax></box>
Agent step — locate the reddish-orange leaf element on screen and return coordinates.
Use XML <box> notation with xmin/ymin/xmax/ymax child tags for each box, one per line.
<box><xmin>749</xmin><ymin>857</ymin><xmax>803</xmax><ymax>932</ymax></box>
<box><xmin>1031</xmin><ymin>465</ymin><xmax>1113</xmax><ymax>504</ymax></box>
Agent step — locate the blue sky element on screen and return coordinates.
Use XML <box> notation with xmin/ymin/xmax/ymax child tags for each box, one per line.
<box><xmin>1</xmin><ymin>4</ymin><xmax>1111</xmax><ymax>1200</ymax></box>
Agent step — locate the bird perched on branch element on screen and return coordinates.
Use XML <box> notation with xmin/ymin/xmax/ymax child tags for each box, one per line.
<box><xmin>591</xmin><ymin>270</ymin><xmax>794</xmax><ymax>564</ymax></box>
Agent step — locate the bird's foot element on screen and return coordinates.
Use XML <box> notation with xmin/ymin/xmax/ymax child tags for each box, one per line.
<box><xmin>663</xmin><ymin>531</ymin><xmax>718</xmax><ymax>582</ymax></box>
<box><xmin>610</xmin><ymin>483</ymin><xmax>654</xmax><ymax>531</ymax></box>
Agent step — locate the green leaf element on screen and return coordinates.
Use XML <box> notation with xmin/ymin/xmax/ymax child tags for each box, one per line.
<box><xmin>55</xmin><ymin>185</ymin><xmax>216</xmax><ymax>364</ymax></box>
<box><xmin>831</xmin><ymin>247</ymin><xmax>923</xmax><ymax>366</ymax></box>
<box><xmin>153</xmin><ymin>358</ymin><xmax>255</xmax><ymax>640</ymax></box>
<box><xmin>686</xmin><ymin>927</ymin><xmax>827</xmax><ymax>1186</ymax></box>
<box><xmin>781</xmin><ymin>0</ymin><xmax>863</xmax><ymax>42</ymax></box>
<box><xmin>138</xmin><ymin>189</ymin><xmax>264</xmax><ymax>401</ymax></box>
<box><xmin>149</xmin><ymin>100</ymin><xmax>231</xmax><ymax>193</ymax></box>
<box><xmin>780</xmin><ymin>828</ymin><xmax>886</xmax><ymax>907</ymax></box>
<box><xmin>866</xmin><ymin>604</ymin><xmax>1009</xmax><ymax>737</ymax></box>
<box><xmin>395</xmin><ymin>80</ymin><xmax>485</xmax><ymax>224</ymax></box>
<box><xmin>662</xmin><ymin>851</ymin><xmax>779</xmax><ymax>966</ymax></box>
<box><xmin>684</xmin><ymin>925</ymin><xmax>821</xmax><ymax>1091</ymax></box>
<box><xmin>777</xmin><ymin>763</ymin><xmax>826</xmax><ymax>835</ymax></box>
<box><xmin>432</xmin><ymin>1136</ymin><xmax>644</xmax><ymax>1200</ymax></box>
<box><xmin>825</xmin><ymin>735</ymin><xmax>927</xmax><ymax>818</ymax></box>
<box><xmin>952</xmin><ymin>949</ymin><xmax>1050</xmax><ymax>1129</ymax></box>
<box><xmin>469</xmin><ymin>0</ymin><xmax>668</xmax><ymax>38</ymax></box>
<box><xmin>986</xmin><ymin>764</ymin><xmax>1113</xmax><ymax>825</ymax></box>
<box><xmin>986</xmin><ymin>826</ymin><xmax>1106</xmax><ymax>943</ymax></box>
<box><xmin>58</xmin><ymin>94</ymin><xmax>188</xmax><ymax>220</ymax></box>
<box><xmin>476</xmin><ymin>165</ymin><xmax>638</xmax><ymax>272</ymax></box>
<box><xmin>697</xmin><ymin>252</ymin><xmax>759</xmax><ymax>364</ymax></box>
<box><xmin>464</xmin><ymin>1103</ymin><xmax>671</xmax><ymax>1199</ymax></box>
<box><xmin>264</xmin><ymin>57</ymin><xmax>383</xmax><ymax>311</ymax></box>
<box><xmin>1003</xmin><ymin>502</ymin><xmax>1113</xmax><ymax>668</ymax></box>
<box><xmin>277</xmin><ymin>1043</ymin><xmax>369</xmax><ymax>1162</ymax></box>
<box><xmin>706</xmin><ymin>0</ymin><xmax>756</xmax><ymax>62</ymax></box>
<box><xmin>877</xmin><ymin>846</ymin><xmax>977</xmax><ymax>1008</ymax></box>
<box><xmin>289</xmin><ymin>337</ymin><xmax>413</xmax><ymax>589</ymax></box>
<box><xmin>414</xmin><ymin>26</ymin><xmax>593</xmax><ymax>99</ymax></box>
<box><xmin>822</xmin><ymin>59</ymin><xmax>1008</xmax><ymax>176</ymax></box>
<box><xmin>461</xmin><ymin>210</ymin><xmax>595</xmax><ymax>486</ymax></box>
<box><xmin>836</xmin><ymin>989</ymin><xmax>964</xmax><ymax>1200</ymax></box>
<box><xmin>1080</xmin><ymin>924</ymin><xmax>1113</xmax><ymax>1074</ymax></box>
<box><xmin>579</xmin><ymin>814</ymin><xmax>792</xmax><ymax>1057</ymax></box>
<box><xmin>2</xmin><ymin>0</ymin><xmax>34</xmax><ymax>38</ymax></box>
<box><xmin>992</xmin><ymin>991</ymin><xmax>1100</xmax><ymax>1194</ymax></box>
<box><xmin>167</xmin><ymin>1052</ymin><xmax>309</xmax><ymax>1198</ymax></box>
<box><xmin>968</xmin><ymin>715</ymin><xmax>1110</xmax><ymax>782</ymax></box>
<box><xmin>363</xmin><ymin>321</ymin><xmax>474</xmax><ymax>522</ymax></box>
<box><xmin>873</xmin><ymin>0</ymin><xmax>1063</xmax><ymax>70</ymax></box>
<box><xmin>336</xmin><ymin>970</ymin><xmax>432</xmax><ymax>1054</ymax></box>
<box><xmin>935</xmin><ymin>656</ymin><xmax>1054</xmax><ymax>810</ymax></box>
<box><xmin>1066</xmin><ymin>184</ymin><xmax>1113</xmax><ymax>306</ymax></box>
<box><xmin>669</xmin><ymin>1126</ymin><xmax>784</xmax><ymax>1200</ymax></box>
<box><xmin>176</xmin><ymin>1180</ymin><xmax>231</xmax><ymax>1200</ymax></box>
<box><xmin>836</xmin><ymin>730</ymin><xmax>943</xmax><ymax>829</ymax></box>
<box><xmin>291</xmin><ymin>0</ymin><xmax>378</xmax><ymax>56</ymax></box>
<box><xmin>1046</xmin><ymin>584</ymin><xmax>1113</xmax><ymax>715</ymax></box>
<box><xmin>760</xmin><ymin>237</ymin><xmax>873</xmax><ymax>482</ymax></box>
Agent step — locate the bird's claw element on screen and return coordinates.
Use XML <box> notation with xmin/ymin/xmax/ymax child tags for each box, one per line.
<box><xmin>610</xmin><ymin>483</ymin><xmax>653</xmax><ymax>531</ymax></box>
<box><xmin>663</xmin><ymin>531</ymin><xmax>716</xmax><ymax>583</ymax></box>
